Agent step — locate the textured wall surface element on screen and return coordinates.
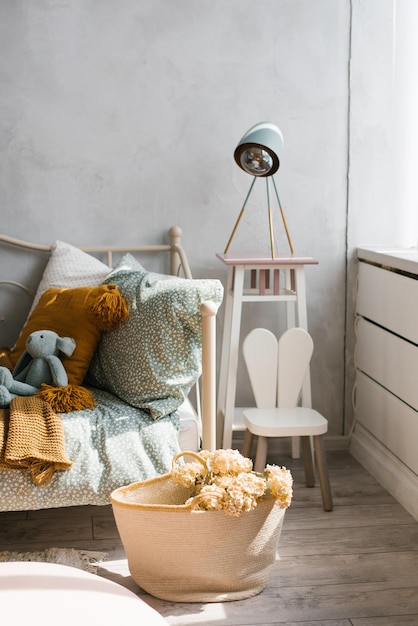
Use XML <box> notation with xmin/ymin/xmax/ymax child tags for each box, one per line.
<box><xmin>0</xmin><ymin>0</ymin><xmax>402</xmax><ymax>436</ymax></box>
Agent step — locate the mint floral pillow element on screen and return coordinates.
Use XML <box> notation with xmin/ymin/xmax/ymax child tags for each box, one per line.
<box><xmin>87</xmin><ymin>255</ymin><xmax>223</xmax><ymax>418</ymax></box>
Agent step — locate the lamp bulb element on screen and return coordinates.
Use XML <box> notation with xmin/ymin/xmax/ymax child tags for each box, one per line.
<box><xmin>240</xmin><ymin>148</ymin><xmax>274</xmax><ymax>176</ymax></box>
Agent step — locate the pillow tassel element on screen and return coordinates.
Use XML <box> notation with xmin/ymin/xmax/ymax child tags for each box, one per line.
<box><xmin>37</xmin><ymin>384</ymin><xmax>95</xmax><ymax>413</ymax></box>
<box><xmin>30</xmin><ymin>462</ymin><xmax>59</xmax><ymax>486</ymax></box>
<box><xmin>89</xmin><ymin>285</ymin><xmax>129</xmax><ymax>330</ymax></box>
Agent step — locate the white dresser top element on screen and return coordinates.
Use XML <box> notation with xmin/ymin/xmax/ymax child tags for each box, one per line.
<box><xmin>357</xmin><ymin>246</ymin><xmax>418</xmax><ymax>276</ymax></box>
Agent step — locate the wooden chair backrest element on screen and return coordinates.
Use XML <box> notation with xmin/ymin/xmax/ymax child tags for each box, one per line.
<box><xmin>243</xmin><ymin>327</ymin><xmax>313</xmax><ymax>409</ymax></box>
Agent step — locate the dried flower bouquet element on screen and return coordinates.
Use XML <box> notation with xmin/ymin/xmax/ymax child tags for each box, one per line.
<box><xmin>172</xmin><ymin>448</ymin><xmax>293</xmax><ymax>516</ymax></box>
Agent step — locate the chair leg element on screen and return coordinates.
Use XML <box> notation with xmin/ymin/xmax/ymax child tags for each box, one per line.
<box><xmin>254</xmin><ymin>436</ymin><xmax>269</xmax><ymax>473</ymax></box>
<box><xmin>313</xmin><ymin>435</ymin><xmax>333</xmax><ymax>512</ymax></box>
<box><xmin>241</xmin><ymin>429</ymin><xmax>254</xmax><ymax>457</ymax></box>
<box><xmin>301</xmin><ymin>436</ymin><xmax>315</xmax><ymax>487</ymax></box>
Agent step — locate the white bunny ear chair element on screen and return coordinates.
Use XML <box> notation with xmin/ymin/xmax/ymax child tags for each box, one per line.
<box><xmin>241</xmin><ymin>327</ymin><xmax>333</xmax><ymax>511</ymax></box>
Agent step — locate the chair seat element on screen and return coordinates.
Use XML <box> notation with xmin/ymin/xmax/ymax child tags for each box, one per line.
<box><xmin>243</xmin><ymin>407</ymin><xmax>328</xmax><ymax>438</ymax></box>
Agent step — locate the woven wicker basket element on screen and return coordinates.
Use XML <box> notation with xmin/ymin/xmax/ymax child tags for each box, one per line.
<box><xmin>111</xmin><ymin>471</ymin><xmax>285</xmax><ymax>602</ymax></box>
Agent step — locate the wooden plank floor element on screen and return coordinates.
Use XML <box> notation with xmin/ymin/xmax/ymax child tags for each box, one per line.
<box><xmin>1</xmin><ymin>450</ymin><xmax>418</xmax><ymax>625</ymax></box>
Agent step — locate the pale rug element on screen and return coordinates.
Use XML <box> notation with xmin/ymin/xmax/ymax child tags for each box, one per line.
<box><xmin>0</xmin><ymin>547</ymin><xmax>107</xmax><ymax>573</ymax></box>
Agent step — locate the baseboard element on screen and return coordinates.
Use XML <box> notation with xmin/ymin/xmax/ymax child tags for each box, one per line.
<box><xmin>350</xmin><ymin>423</ymin><xmax>418</xmax><ymax>522</ymax></box>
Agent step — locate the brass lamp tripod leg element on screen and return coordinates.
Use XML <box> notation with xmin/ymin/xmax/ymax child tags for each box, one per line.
<box><xmin>266</xmin><ymin>178</ymin><xmax>276</xmax><ymax>259</ymax></box>
<box><xmin>224</xmin><ymin>177</ymin><xmax>257</xmax><ymax>254</ymax></box>
<box><xmin>272</xmin><ymin>177</ymin><xmax>294</xmax><ymax>254</ymax></box>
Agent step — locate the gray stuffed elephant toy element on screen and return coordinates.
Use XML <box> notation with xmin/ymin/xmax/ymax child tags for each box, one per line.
<box><xmin>0</xmin><ymin>329</ymin><xmax>76</xmax><ymax>407</ymax></box>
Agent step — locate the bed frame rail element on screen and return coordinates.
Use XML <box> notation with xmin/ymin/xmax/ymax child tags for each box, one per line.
<box><xmin>0</xmin><ymin>226</ymin><xmax>192</xmax><ymax>279</ymax></box>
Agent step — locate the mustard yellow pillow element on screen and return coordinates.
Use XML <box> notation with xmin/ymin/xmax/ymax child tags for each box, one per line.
<box><xmin>10</xmin><ymin>285</ymin><xmax>128</xmax><ymax>386</ymax></box>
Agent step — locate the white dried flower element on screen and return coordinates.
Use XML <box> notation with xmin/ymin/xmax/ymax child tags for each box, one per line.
<box><xmin>265</xmin><ymin>465</ymin><xmax>293</xmax><ymax>509</ymax></box>
<box><xmin>172</xmin><ymin>460</ymin><xmax>208</xmax><ymax>488</ymax></box>
<box><xmin>207</xmin><ymin>449</ymin><xmax>253</xmax><ymax>475</ymax></box>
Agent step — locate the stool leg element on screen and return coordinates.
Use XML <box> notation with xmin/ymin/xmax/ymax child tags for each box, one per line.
<box><xmin>254</xmin><ymin>436</ymin><xmax>269</xmax><ymax>473</ymax></box>
<box><xmin>313</xmin><ymin>436</ymin><xmax>333</xmax><ymax>512</ymax></box>
<box><xmin>241</xmin><ymin>429</ymin><xmax>254</xmax><ymax>457</ymax></box>
<box><xmin>301</xmin><ymin>436</ymin><xmax>315</xmax><ymax>487</ymax></box>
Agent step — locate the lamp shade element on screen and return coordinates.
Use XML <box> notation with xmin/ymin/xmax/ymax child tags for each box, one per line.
<box><xmin>234</xmin><ymin>122</ymin><xmax>284</xmax><ymax>177</ymax></box>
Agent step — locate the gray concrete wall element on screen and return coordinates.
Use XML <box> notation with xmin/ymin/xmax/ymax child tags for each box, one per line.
<box><xmin>1</xmin><ymin>0</ymin><xmax>411</xmax><ymax>437</ymax></box>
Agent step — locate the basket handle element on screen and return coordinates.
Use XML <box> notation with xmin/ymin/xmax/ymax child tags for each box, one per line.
<box><xmin>172</xmin><ymin>451</ymin><xmax>223</xmax><ymax>511</ymax></box>
<box><xmin>184</xmin><ymin>490</ymin><xmax>224</xmax><ymax>511</ymax></box>
<box><xmin>172</xmin><ymin>450</ymin><xmax>208</xmax><ymax>472</ymax></box>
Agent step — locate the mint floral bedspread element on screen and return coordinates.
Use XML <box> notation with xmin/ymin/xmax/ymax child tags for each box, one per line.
<box><xmin>0</xmin><ymin>388</ymin><xmax>182</xmax><ymax>511</ymax></box>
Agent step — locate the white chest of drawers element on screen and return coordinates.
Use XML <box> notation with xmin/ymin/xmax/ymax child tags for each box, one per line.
<box><xmin>351</xmin><ymin>247</ymin><xmax>418</xmax><ymax>520</ymax></box>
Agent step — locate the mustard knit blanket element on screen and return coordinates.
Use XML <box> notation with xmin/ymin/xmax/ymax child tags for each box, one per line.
<box><xmin>0</xmin><ymin>395</ymin><xmax>72</xmax><ymax>486</ymax></box>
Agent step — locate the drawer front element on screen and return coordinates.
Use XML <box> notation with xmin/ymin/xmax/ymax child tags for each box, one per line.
<box><xmin>356</xmin><ymin>317</ymin><xmax>418</xmax><ymax>411</ymax></box>
<box><xmin>357</xmin><ymin>262</ymin><xmax>418</xmax><ymax>345</ymax></box>
<box><xmin>355</xmin><ymin>370</ymin><xmax>418</xmax><ymax>475</ymax></box>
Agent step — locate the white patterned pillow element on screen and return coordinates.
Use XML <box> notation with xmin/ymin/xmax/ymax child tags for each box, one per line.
<box><xmin>87</xmin><ymin>254</ymin><xmax>224</xmax><ymax>419</ymax></box>
<box><xmin>29</xmin><ymin>240</ymin><xmax>110</xmax><ymax>313</ymax></box>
